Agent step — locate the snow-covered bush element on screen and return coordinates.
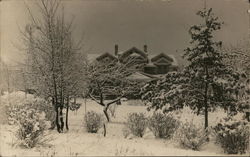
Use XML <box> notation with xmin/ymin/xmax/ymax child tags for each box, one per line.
<box><xmin>3</xmin><ymin>91</ymin><xmax>55</xmax><ymax>126</ymax></box>
<box><xmin>172</xmin><ymin>106</ymin><xmax>204</xmax><ymax>126</ymax></box>
<box><xmin>214</xmin><ymin>116</ymin><xmax>250</xmax><ymax>154</ymax></box>
<box><xmin>175</xmin><ymin>122</ymin><xmax>209</xmax><ymax>151</ymax></box>
<box><xmin>148</xmin><ymin>112</ymin><xmax>179</xmax><ymax>139</ymax></box>
<box><xmin>84</xmin><ymin>111</ymin><xmax>103</xmax><ymax>133</ymax></box>
<box><xmin>171</xmin><ymin>106</ymin><xmax>244</xmax><ymax>128</ymax></box>
<box><xmin>125</xmin><ymin>113</ymin><xmax>147</xmax><ymax>137</ymax></box>
<box><xmin>1</xmin><ymin>92</ymin><xmax>52</xmax><ymax>148</ymax></box>
<box><xmin>122</xmin><ymin>126</ymin><xmax>131</xmax><ymax>138</ymax></box>
<box><xmin>16</xmin><ymin>108</ymin><xmax>47</xmax><ymax>148</ymax></box>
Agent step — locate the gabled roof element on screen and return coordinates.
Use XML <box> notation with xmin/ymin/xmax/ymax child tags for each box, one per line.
<box><xmin>168</xmin><ymin>54</ymin><xmax>178</xmax><ymax>66</ymax></box>
<box><xmin>154</xmin><ymin>58</ymin><xmax>172</xmax><ymax>65</ymax></box>
<box><xmin>87</xmin><ymin>53</ymin><xmax>117</xmax><ymax>63</ymax></box>
<box><xmin>151</xmin><ymin>53</ymin><xmax>174</xmax><ymax>63</ymax></box>
<box><xmin>86</xmin><ymin>48</ymin><xmax>178</xmax><ymax>67</ymax></box>
<box><xmin>96</xmin><ymin>52</ymin><xmax>117</xmax><ymax>62</ymax></box>
<box><xmin>119</xmin><ymin>47</ymin><xmax>148</xmax><ymax>60</ymax></box>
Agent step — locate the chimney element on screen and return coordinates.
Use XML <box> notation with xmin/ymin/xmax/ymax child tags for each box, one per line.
<box><xmin>115</xmin><ymin>44</ymin><xmax>118</xmax><ymax>56</ymax></box>
<box><xmin>143</xmin><ymin>45</ymin><xmax>148</xmax><ymax>53</ymax></box>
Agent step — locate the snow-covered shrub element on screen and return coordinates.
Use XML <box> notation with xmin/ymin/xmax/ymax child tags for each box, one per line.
<box><xmin>31</xmin><ymin>99</ymin><xmax>55</xmax><ymax>127</ymax></box>
<box><xmin>175</xmin><ymin>122</ymin><xmax>209</xmax><ymax>151</ymax></box>
<box><xmin>214</xmin><ymin>116</ymin><xmax>250</xmax><ymax>154</ymax></box>
<box><xmin>1</xmin><ymin>92</ymin><xmax>52</xmax><ymax>148</ymax></box>
<box><xmin>125</xmin><ymin>113</ymin><xmax>147</xmax><ymax>137</ymax></box>
<box><xmin>148</xmin><ymin>112</ymin><xmax>179</xmax><ymax>139</ymax></box>
<box><xmin>16</xmin><ymin>108</ymin><xmax>47</xmax><ymax>148</ymax></box>
<box><xmin>122</xmin><ymin>126</ymin><xmax>131</xmax><ymax>138</ymax></box>
<box><xmin>171</xmin><ymin>106</ymin><xmax>243</xmax><ymax>128</ymax></box>
<box><xmin>172</xmin><ymin>106</ymin><xmax>204</xmax><ymax>126</ymax></box>
<box><xmin>4</xmin><ymin>91</ymin><xmax>55</xmax><ymax>126</ymax></box>
<box><xmin>84</xmin><ymin>111</ymin><xmax>103</xmax><ymax>133</ymax></box>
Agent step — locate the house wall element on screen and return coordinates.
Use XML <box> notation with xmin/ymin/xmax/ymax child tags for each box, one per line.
<box><xmin>156</xmin><ymin>65</ymin><xmax>169</xmax><ymax>74</ymax></box>
<box><xmin>144</xmin><ymin>66</ymin><xmax>157</xmax><ymax>75</ymax></box>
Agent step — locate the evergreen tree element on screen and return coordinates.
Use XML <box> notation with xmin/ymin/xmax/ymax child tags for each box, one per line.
<box><xmin>141</xmin><ymin>8</ymin><xmax>243</xmax><ymax>129</ymax></box>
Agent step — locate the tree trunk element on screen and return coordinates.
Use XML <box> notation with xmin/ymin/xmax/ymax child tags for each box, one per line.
<box><xmin>53</xmin><ymin>84</ymin><xmax>60</xmax><ymax>133</ymax></box>
<box><xmin>246</xmin><ymin>112</ymin><xmax>250</xmax><ymax>122</ymax></box>
<box><xmin>204</xmin><ymin>99</ymin><xmax>208</xmax><ymax>129</ymax></box>
<box><xmin>53</xmin><ymin>97</ymin><xmax>61</xmax><ymax>133</ymax></box>
<box><xmin>84</xmin><ymin>98</ymin><xmax>87</xmax><ymax>114</ymax></box>
<box><xmin>49</xmin><ymin>98</ymin><xmax>56</xmax><ymax>130</ymax></box>
<box><xmin>66</xmin><ymin>96</ymin><xmax>69</xmax><ymax>130</ymax></box>
<box><xmin>59</xmin><ymin>106</ymin><xmax>64</xmax><ymax>132</ymax></box>
<box><xmin>65</xmin><ymin>106</ymin><xmax>69</xmax><ymax>130</ymax></box>
<box><xmin>103</xmin><ymin>105</ymin><xmax>110</xmax><ymax>122</ymax></box>
<box><xmin>204</xmin><ymin>81</ymin><xmax>208</xmax><ymax>129</ymax></box>
<box><xmin>103</xmin><ymin>123</ymin><xmax>106</xmax><ymax>137</ymax></box>
<box><xmin>204</xmin><ymin>59</ymin><xmax>209</xmax><ymax>130</ymax></box>
<box><xmin>55</xmin><ymin>106</ymin><xmax>61</xmax><ymax>133</ymax></box>
<box><xmin>204</xmin><ymin>62</ymin><xmax>209</xmax><ymax>141</ymax></box>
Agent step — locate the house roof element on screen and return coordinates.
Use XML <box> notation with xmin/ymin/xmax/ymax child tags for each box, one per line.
<box><xmin>151</xmin><ymin>53</ymin><xmax>173</xmax><ymax>62</ymax></box>
<box><xmin>168</xmin><ymin>54</ymin><xmax>178</xmax><ymax>66</ymax></box>
<box><xmin>144</xmin><ymin>63</ymin><xmax>157</xmax><ymax>68</ymax></box>
<box><xmin>86</xmin><ymin>53</ymin><xmax>101</xmax><ymax>62</ymax></box>
<box><xmin>117</xmin><ymin>51</ymin><xmax>124</xmax><ymax>56</ymax></box>
<box><xmin>96</xmin><ymin>52</ymin><xmax>117</xmax><ymax>61</ymax></box>
<box><xmin>125</xmin><ymin>71</ymin><xmax>156</xmax><ymax>81</ymax></box>
<box><xmin>86</xmin><ymin>47</ymin><xmax>178</xmax><ymax>66</ymax></box>
<box><xmin>149</xmin><ymin>54</ymin><xmax>178</xmax><ymax>66</ymax></box>
<box><xmin>119</xmin><ymin>47</ymin><xmax>148</xmax><ymax>60</ymax></box>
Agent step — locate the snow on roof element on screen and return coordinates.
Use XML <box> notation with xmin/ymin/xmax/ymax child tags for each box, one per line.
<box><xmin>87</xmin><ymin>50</ymin><xmax>178</xmax><ymax>66</ymax></box>
<box><xmin>117</xmin><ymin>51</ymin><xmax>124</xmax><ymax>55</ymax></box>
<box><xmin>96</xmin><ymin>52</ymin><xmax>117</xmax><ymax>61</ymax></box>
<box><xmin>126</xmin><ymin>72</ymin><xmax>154</xmax><ymax>81</ymax></box>
<box><xmin>168</xmin><ymin>54</ymin><xmax>178</xmax><ymax>66</ymax></box>
<box><xmin>149</xmin><ymin>54</ymin><xmax>178</xmax><ymax>66</ymax></box>
<box><xmin>119</xmin><ymin>47</ymin><xmax>148</xmax><ymax>59</ymax></box>
<box><xmin>86</xmin><ymin>54</ymin><xmax>101</xmax><ymax>62</ymax></box>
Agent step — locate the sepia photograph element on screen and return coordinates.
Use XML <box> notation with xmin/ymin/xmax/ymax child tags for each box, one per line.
<box><xmin>0</xmin><ymin>0</ymin><xmax>250</xmax><ymax>156</ymax></box>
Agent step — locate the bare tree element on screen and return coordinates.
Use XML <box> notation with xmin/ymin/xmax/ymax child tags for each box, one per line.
<box><xmin>0</xmin><ymin>58</ymin><xmax>10</xmax><ymax>101</ymax></box>
<box><xmin>85</xmin><ymin>59</ymin><xmax>140</xmax><ymax>122</ymax></box>
<box><xmin>21</xmin><ymin>0</ymin><xmax>85</xmax><ymax>133</ymax></box>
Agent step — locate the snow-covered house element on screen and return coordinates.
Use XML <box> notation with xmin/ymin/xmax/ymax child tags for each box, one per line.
<box><xmin>87</xmin><ymin>45</ymin><xmax>178</xmax><ymax>76</ymax></box>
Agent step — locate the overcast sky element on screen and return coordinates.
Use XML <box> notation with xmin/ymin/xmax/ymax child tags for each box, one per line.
<box><xmin>1</xmin><ymin>0</ymin><xmax>249</xmax><ymax>65</ymax></box>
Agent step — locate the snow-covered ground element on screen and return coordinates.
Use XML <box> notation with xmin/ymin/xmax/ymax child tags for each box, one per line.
<box><xmin>0</xmin><ymin>98</ymin><xmax>249</xmax><ymax>156</ymax></box>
